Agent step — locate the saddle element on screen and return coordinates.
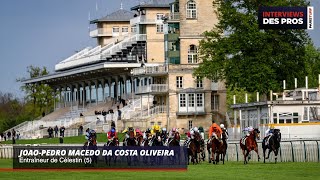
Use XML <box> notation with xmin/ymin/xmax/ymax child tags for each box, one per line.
<box><xmin>184</xmin><ymin>139</ymin><xmax>191</xmax><ymax>148</ymax></box>
<box><xmin>241</xmin><ymin>137</ymin><xmax>247</xmax><ymax>146</ymax></box>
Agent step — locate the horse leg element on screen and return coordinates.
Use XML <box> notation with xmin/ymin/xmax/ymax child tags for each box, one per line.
<box><xmin>208</xmin><ymin>148</ymin><xmax>211</xmax><ymax>163</ymax></box>
<box><xmin>242</xmin><ymin>149</ymin><xmax>247</xmax><ymax>164</ymax></box>
<box><xmin>274</xmin><ymin>148</ymin><xmax>279</xmax><ymax>164</ymax></box>
<box><xmin>267</xmin><ymin>148</ymin><xmax>272</xmax><ymax>159</ymax></box>
<box><xmin>254</xmin><ymin>146</ymin><xmax>260</xmax><ymax>162</ymax></box>
<box><xmin>215</xmin><ymin>153</ymin><xmax>219</xmax><ymax>165</ymax></box>
<box><xmin>263</xmin><ymin>147</ymin><xmax>266</xmax><ymax>163</ymax></box>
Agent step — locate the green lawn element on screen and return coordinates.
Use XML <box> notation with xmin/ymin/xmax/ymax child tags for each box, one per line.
<box><xmin>1</xmin><ymin>133</ymin><xmax>188</xmax><ymax>145</ymax></box>
<box><xmin>0</xmin><ymin>159</ymin><xmax>318</xmax><ymax>180</ymax></box>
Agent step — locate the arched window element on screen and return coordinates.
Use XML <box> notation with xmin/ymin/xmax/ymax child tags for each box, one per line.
<box><xmin>186</xmin><ymin>0</ymin><xmax>197</xmax><ymax>19</ymax></box>
<box><xmin>188</xmin><ymin>45</ymin><xmax>198</xmax><ymax>63</ymax></box>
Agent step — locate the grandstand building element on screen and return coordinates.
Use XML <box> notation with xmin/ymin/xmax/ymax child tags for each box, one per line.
<box><xmin>21</xmin><ymin>0</ymin><xmax>226</xmax><ymax>138</ymax></box>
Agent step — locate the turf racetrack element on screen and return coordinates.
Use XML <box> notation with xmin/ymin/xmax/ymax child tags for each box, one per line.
<box><xmin>0</xmin><ymin>159</ymin><xmax>318</xmax><ymax>180</ymax></box>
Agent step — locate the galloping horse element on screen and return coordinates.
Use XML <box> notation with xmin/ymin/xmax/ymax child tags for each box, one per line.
<box><xmin>262</xmin><ymin>129</ymin><xmax>281</xmax><ymax>163</ymax></box>
<box><xmin>104</xmin><ymin>137</ymin><xmax>119</xmax><ymax>166</ymax></box>
<box><xmin>219</xmin><ymin>129</ymin><xmax>228</xmax><ymax>163</ymax></box>
<box><xmin>187</xmin><ymin>132</ymin><xmax>201</xmax><ymax>165</ymax></box>
<box><xmin>240</xmin><ymin>128</ymin><xmax>261</xmax><ymax>164</ymax></box>
<box><xmin>124</xmin><ymin>130</ymin><xmax>137</xmax><ymax>146</ymax></box>
<box><xmin>83</xmin><ymin>135</ymin><xmax>98</xmax><ymax>165</ymax></box>
<box><xmin>207</xmin><ymin>132</ymin><xmax>225</xmax><ymax>164</ymax></box>
<box><xmin>168</xmin><ymin>132</ymin><xmax>180</xmax><ymax>147</ymax></box>
<box><xmin>150</xmin><ymin>131</ymin><xmax>163</xmax><ymax>146</ymax></box>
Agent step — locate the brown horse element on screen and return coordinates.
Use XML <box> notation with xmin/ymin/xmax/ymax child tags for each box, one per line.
<box><xmin>240</xmin><ymin>128</ymin><xmax>261</xmax><ymax>164</ymax></box>
<box><xmin>104</xmin><ymin>137</ymin><xmax>119</xmax><ymax>166</ymax></box>
<box><xmin>207</xmin><ymin>132</ymin><xmax>225</xmax><ymax>164</ymax></box>
<box><xmin>124</xmin><ymin>130</ymin><xmax>137</xmax><ymax>146</ymax></box>
<box><xmin>168</xmin><ymin>132</ymin><xmax>180</xmax><ymax>147</ymax></box>
<box><xmin>187</xmin><ymin>132</ymin><xmax>201</xmax><ymax>165</ymax></box>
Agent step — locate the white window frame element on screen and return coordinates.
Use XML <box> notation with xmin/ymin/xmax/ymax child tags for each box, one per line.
<box><xmin>188</xmin><ymin>45</ymin><xmax>198</xmax><ymax>63</ymax></box>
<box><xmin>176</xmin><ymin>76</ymin><xmax>183</xmax><ymax>88</ymax></box>
<box><xmin>196</xmin><ymin>76</ymin><xmax>203</xmax><ymax>88</ymax></box>
<box><xmin>122</xmin><ymin>26</ymin><xmax>128</xmax><ymax>33</ymax></box>
<box><xmin>156</xmin><ymin>24</ymin><xmax>164</xmax><ymax>33</ymax></box>
<box><xmin>188</xmin><ymin>94</ymin><xmax>195</xmax><ymax>107</ymax></box>
<box><xmin>197</xmin><ymin>93</ymin><xmax>203</xmax><ymax>107</ymax></box>
<box><xmin>156</xmin><ymin>13</ymin><xmax>164</xmax><ymax>20</ymax></box>
<box><xmin>179</xmin><ymin>93</ymin><xmax>186</xmax><ymax>108</ymax></box>
<box><xmin>112</xmin><ymin>26</ymin><xmax>120</xmax><ymax>33</ymax></box>
<box><xmin>186</xmin><ymin>1</ymin><xmax>197</xmax><ymax>19</ymax></box>
<box><xmin>131</xmin><ymin>26</ymin><xmax>137</xmax><ymax>33</ymax></box>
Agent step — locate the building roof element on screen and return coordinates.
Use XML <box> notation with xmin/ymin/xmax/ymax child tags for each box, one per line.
<box><xmin>131</xmin><ymin>0</ymin><xmax>174</xmax><ymax>10</ymax></box>
<box><xmin>90</xmin><ymin>9</ymin><xmax>135</xmax><ymax>23</ymax></box>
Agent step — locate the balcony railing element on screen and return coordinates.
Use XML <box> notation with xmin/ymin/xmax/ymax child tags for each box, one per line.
<box><xmin>89</xmin><ymin>28</ymin><xmax>112</xmax><ymax>37</ymax></box>
<box><xmin>130</xmin><ymin>15</ymin><xmax>157</xmax><ymax>25</ymax></box>
<box><xmin>168</xmin><ymin>12</ymin><xmax>180</xmax><ymax>21</ymax></box>
<box><xmin>131</xmin><ymin>64</ymin><xmax>168</xmax><ymax>76</ymax></box>
<box><xmin>135</xmin><ymin>84</ymin><xmax>168</xmax><ymax>94</ymax></box>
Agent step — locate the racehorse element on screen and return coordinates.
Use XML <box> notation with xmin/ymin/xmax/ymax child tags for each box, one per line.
<box><xmin>168</xmin><ymin>132</ymin><xmax>180</xmax><ymax>147</ymax></box>
<box><xmin>150</xmin><ymin>131</ymin><xmax>163</xmax><ymax>146</ymax></box>
<box><xmin>104</xmin><ymin>137</ymin><xmax>119</xmax><ymax>166</ymax></box>
<box><xmin>207</xmin><ymin>132</ymin><xmax>225</xmax><ymax>164</ymax></box>
<box><xmin>124</xmin><ymin>129</ymin><xmax>137</xmax><ymax>146</ymax></box>
<box><xmin>83</xmin><ymin>136</ymin><xmax>98</xmax><ymax>165</ymax></box>
<box><xmin>219</xmin><ymin>129</ymin><xmax>228</xmax><ymax>163</ymax></box>
<box><xmin>240</xmin><ymin>128</ymin><xmax>261</xmax><ymax>164</ymax></box>
<box><xmin>187</xmin><ymin>132</ymin><xmax>201</xmax><ymax>165</ymax></box>
<box><xmin>262</xmin><ymin>129</ymin><xmax>281</xmax><ymax>163</ymax></box>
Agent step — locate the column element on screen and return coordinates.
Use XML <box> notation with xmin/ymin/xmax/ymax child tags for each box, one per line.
<box><xmin>101</xmin><ymin>79</ymin><xmax>105</xmax><ymax>103</ymax></box>
<box><xmin>76</xmin><ymin>84</ymin><xmax>80</xmax><ymax>107</ymax></box>
<box><xmin>70</xmin><ymin>85</ymin><xmax>74</xmax><ymax>109</ymax></box>
<box><xmin>59</xmin><ymin>87</ymin><xmax>62</xmax><ymax>109</ymax></box>
<box><xmin>88</xmin><ymin>81</ymin><xmax>92</xmax><ymax>107</ymax></box>
<box><xmin>95</xmin><ymin>80</ymin><xmax>99</xmax><ymax>105</ymax></box>
<box><xmin>64</xmin><ymin>85</ymin><xmax>67</xmax><ymax>107</ymax></box>
<box><xmin>107</xmin><ymin>78</ymin><xmax>112</xmax><ymax>99</ymax></box>
<box><xmin>53</xmin><ymin>87</ymin><xmax>56</xmax><ymax>110</ymax></box>
<box><xmin>114</xmin><ymin>76</ymin><xmax>119</xmax><ymax>100</ymax></box>
<box><xmin>82</xmin><ymin>82</ymin><xmax>86</xmax><ymax>109</ymax></box>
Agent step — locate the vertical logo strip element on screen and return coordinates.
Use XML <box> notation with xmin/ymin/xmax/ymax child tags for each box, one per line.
<box><xmin>307</xmin><ymin>6</ymin><xmax>314</xmax><ymax>30</ymax></box>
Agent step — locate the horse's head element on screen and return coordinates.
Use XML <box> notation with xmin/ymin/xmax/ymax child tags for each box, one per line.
<box><xmin>113</xmin><ymin>137</ymin><xmax>119</xmax><ymax>146</ymax></box>
<box><xmin>194</xmin><ymin>131</ymin><xmax>202</xmax><ymax>142</ymax></box>
<box><xmin>253</xmin><ymin>128</ymin><xmax>260</xmax><ymax>140</ymax></box>
<box><xmin>174</xmin><ymin>132</ymin><xmax>180</xmax><ymax>141</ymax></box>
<box><xmin>128</xmin><ymin>130</ymin><xmax>135</xmax><ymax>139</ymax></box>
<box><xmin>273</xmin><ymin>129</ymin><xmax>281</xmax><ymax>142</ymax></box>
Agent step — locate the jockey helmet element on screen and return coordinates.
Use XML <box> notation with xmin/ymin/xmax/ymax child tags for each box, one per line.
<box><xmin>190</xmin><ymin>129</ymin><xmax>194</xmax><ymax>135</ymax></box>
<box><xmin>162</xmin><ymin>127</ymin><xmax>167</xmax><ymax>132</ymax></box>
<box><xmin>154</xmin><ymin>125</ymin><xmax>160</xmax><ymax>131</ymax></box>
<box><xmin>111</xmin><ymin>128</ymin><xmax>115</xmax><ymax>133</ymax></box>
<box><xmin>193</xmin><ymin>127</ymin><xmax>198</xmax><ymax>132</ymax></box>
<box><xmin>220</xmin><ymin>124</ymin><xmax>225</xmax><ymax>129</ymax></box>
<box><xmin>172</xmin><ymin>127</ymin><xmax>177</xmax><ymax>132</ymax></box>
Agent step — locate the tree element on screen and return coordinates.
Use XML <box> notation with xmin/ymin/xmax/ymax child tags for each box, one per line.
<box><xmin>17</xmin><ymin>65</ymin><xmax>54</xmax><ymax>118</ymax></box>
<box><xmin>194</xmin><ymin>0</ymin><xmax>313</xmax><ymax>94</ymax></box>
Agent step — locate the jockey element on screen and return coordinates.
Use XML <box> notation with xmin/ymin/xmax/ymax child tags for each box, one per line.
<box><xmin>160</xmin><ymin>127</ymin><xmax>168</xmax><ymax>144</ymax></box>
<box><xmin>243</xmin><ymin>126</ymin><xmax>253</xmax><ymax>137</ymax></box>
<box><xmin>193</xmin><ymin>127</ymin><xmax>200</xmax><ymax>134</ymax></box>
<box><xmin>107</xmin><ymin>128</ymin><xmax>117</xmax><ymax>141</ymax></box>
<box><xmin>198</xmin><ymin>126</ymin><xmax>205</xmax><ymax>139</ymax></box>
<box><xmin>208</xmin><ymin>120</ymin><xmax>223</xmax><ymax>142</ymax></box>
<box><xmin>151</xmin><ymin>125</ymin><xmax>161</xmax><ymax>135</ymax></box>
<box><xmin>265</xmin><ymin>128</ymin><xmax>274</xmax><ymax>146</ymax></box>
<box><xmin>220</xmin><ymin>124</ymin><xmax>229</xmax><ymax>140</ymax></box>
<box><xmin>169</xmin><ymin>127</ymin><xmax>177</xmax><ymax>139</ymax></box>
<box><xmin>135</xmin><ymin>128</ymin><xmax>143</xmax><ymax>137</ymax></box>
<box><xmin>85</xmin><ymin>129</ymin><xmax>96</xmax><ymax>143</ymax></box>
<box><xmin>144</xmin><ymin>128</ymin><xmax>152</xmax><ymax>140</ymax></box>
<box><xmin>122</xmin><ymin>127</ymin><xmax>136</xmax><ymax>141</ymax></box>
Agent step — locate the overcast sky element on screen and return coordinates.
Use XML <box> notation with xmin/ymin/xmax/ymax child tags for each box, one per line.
<box><xmin>0</xmin><ymin>0</ymin><xmax>319</xmax><ymax>98</ymax></box>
